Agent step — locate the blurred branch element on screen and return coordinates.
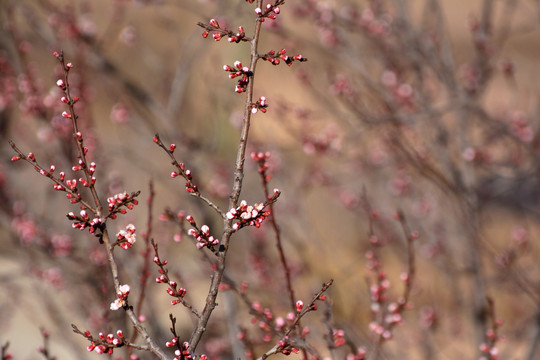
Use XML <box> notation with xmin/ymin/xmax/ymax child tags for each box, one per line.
<box><xmin>526</xmin><ymin>311</ymin><xmax>540</xmax><ymax>360</ymax></box>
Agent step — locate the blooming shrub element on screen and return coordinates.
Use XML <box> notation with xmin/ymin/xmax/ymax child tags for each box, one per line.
<box><xmin>2</xmin><ymin>1</ymin><xmax>540</xmax><ymax>360</ymax></box>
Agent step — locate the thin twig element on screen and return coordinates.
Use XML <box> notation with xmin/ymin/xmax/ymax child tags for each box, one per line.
<box><xmin>188</xmin><ymin>0</ymin><xmax>267</xmax><ymax>352</ymax></box>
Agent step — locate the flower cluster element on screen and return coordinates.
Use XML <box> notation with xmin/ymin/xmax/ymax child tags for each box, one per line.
<box><xmin>152</xmin><ymin>135</ymin><xmax>200</xmax><ymax>195</ymax></box>
<box><xmin>479</xmin><ymin>316</ymin><xmax>503</xmax><ymax>360</ymax></box>
<box><xmin>247</xmin><ymin>301</ymin><xmax>281</xmax><ymax>342</ymax></box>
<box><xmin>170</xmin><ymin>162</ymin><xmax>198</xmax><ymax>193</ymax></box>
<box><xmin>165</xmin><ymin>336</ymin><xmax>179</xmax><ymax>348</ymax></box>
<box><xmin>223</xmin><ymin>61</ymin><xmax>252</xmax><ymax>93</ymax></box>
<box><xmin>249</xmin><ymin>301</ymin><xmax>304</xmax><ymax>343</ymax></box>
<box><xmin>226</xmin><ymin>200</ymin><xmax>271</xmax><ymax>230</ymax></box>
<box><xmin>225</xmin><ymin>188</ymin><xmax>280</xmax><ymax>230</ymax></box>
<box><xmin>251</xmin><ymin>96</ymin><xmax>268</xmax><ymax>114</ymax></box>
<box><xmin>74</xmin><ymin>160</ymin><xmax>96</xmax><ymax>182</ymax></box>
<box><xmin>110</xmin><ymin>284</ymin><xmax>130</xmax><ymax>311</ymax></box>
<box><xmin>260</xmin><ymin>49</ymin><xmax>307</xmax><ymax>66</ymax></box>
<box><xmin>276</xmin><ymin>337</ymin><xmax>299</xmax><ymax>356</ymax></box>
<box><xmin>365</xmin><ymin>246</ymin><xmax>412</xmax><ymax>341</ymax></box>
<box><xmin>251</xmin><ymin>151</ymin><xmax>271</xmax><ymax>181</ymax></box>
<box><xmin>479</xmin><ymin>343</ymin><xmax>498</xmax><ymax>359</ymax></box>
<box><xmin>59</xmin><ymin>176</ymin><xmax>84</xmax><ymax>203</ymax></box>
<box><xmin>9</xmin><ymin>146</ymin><xmax>90</xmax><ymax>206</ymax></box>
<box><xmin>76</xmin><ymin>327</ymin><xmax>126</xmax><ymax>355</ymax></box>
<box><xmin>367</xmin><ymin>269</ymin><xmax>396</xmax><ymax>340</ymax></box>
<box><xmin>332</xmin><ymin>329</ymin><xmax>346</xmax><ymax>347</ymax></box>
<box><xmin>107</xmin><ymin>191</ymin><xmax>140</xmax><ymax>219</ymax></box>
<box><xmin>479</xmin><ymin>328</ymin><xmax>501</xmax><ymax>360</ymax></box>
<box><xmin>368</xmin><ymin>269</ymin><xmax>390</xmax><ymax>303</ymax></box>
<box><xmin>508</xmin><ymin>110</ymin><xmax>534</xmax><ymax>144</ymax></box>
<box><xmin>53</xmin><ymin>53</ymin><xmax>80</xmax><ymax>121</ymax></box>
<box><xmin>240</xmin><ymin>282</ymin><xmax>331</xmax><ymax>357</ymax></box>
<box><xmin>66</xmin><ymin>210</ymin><xmax>103</xmax><ymax>235</ymax></box>
<box><xmin>198</xmin><ymin>18</ymin><xmax>249</xmax><ymax>43</ymax></box>
<box><xmin>186</xmin><ymin>216</ymin><xmax>220</xmax><ymax>249</ymax></box>
<box><xmin>255</xmin><ymin>1</ymin><xmax>284</xmax><ymax>21</ymax></box>
<box><xmin>152</xmin><ymin>244</ymin><xmax>190</xmax><ymax>307</ymax></box>
<box><xmin>156</xmin><ymin>274</ymin><xmax>187</xmax><ymax>305</ymax></box>
<box><xmin>173</xmin><ymin>341</ymin><xmax>207</xmax><ymax>360</ymax></box>
<box><xmin>115</xmin><ymin>224</ymin><xmax>137</xmax><ymax>250</ymax></box>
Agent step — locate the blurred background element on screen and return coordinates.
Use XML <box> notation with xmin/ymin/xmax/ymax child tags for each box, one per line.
<box><xmin>1</xmin><ymin>0</ymin><xmax>540</xmax><ymax>359</ymax></box>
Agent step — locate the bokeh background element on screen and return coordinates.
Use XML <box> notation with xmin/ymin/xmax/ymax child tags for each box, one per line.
<box><xmin>2</xmin><ymin>0</ymin><xmax>540</xmax><ymax>359</ymax></box>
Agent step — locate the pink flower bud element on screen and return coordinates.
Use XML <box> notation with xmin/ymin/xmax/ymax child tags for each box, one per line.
<box><xmin>400</xmin><ymin>272</ymin><xmax>409</xmax><ymax>282</ymax></box>
<box><xmin>479</xmin><ymin>343</ymin><xmax>489</xmax><ymax>353</ymax></box>
<box><xmin>201</xmin><ymin>225</ymin><xmax>210</xmax><ymax>235</ymax></box>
